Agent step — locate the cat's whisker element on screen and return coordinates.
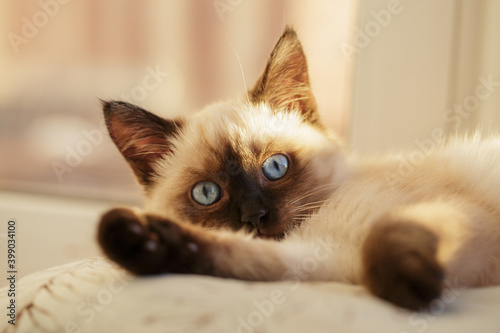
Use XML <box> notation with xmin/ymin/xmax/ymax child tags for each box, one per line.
<box><xmin>285</xmin><ymin>185</ymin><xmax>333</xmax><ymax>204</ymax></box>
<box><xmin>289</xmin><ymin>206</ymin><xmax>327</xmax><ymax>218</ymax></box>
<box><xmin>294</xmin><ymin>199</ymin><xmax>330</xmax><ymax>207</ymax></box>
<box><xmin>226</xmin><ymin>38</ymin><xmax>249</xmax><ymax>99</ymax></box>
<box><xmin>159</xmin><ymin>77</ymin><xmax>168</xmax><ymax>104</ymax></box>
<box><xmin>292</xmin><ymin>205</ymin><xmax>325</xmax><ymax>213</ymax></box>
<box><xmin>178</xmin><ymin>123</ymin><xmax>197</xmax><ymax>148</ymax></box>
<box><xmin>285</xmin><ymin>185</ymin><xmax>335</xmax><ymax>206</ymax></box>
<box><xmin>290</xmin><ymin>208</ymin><xmax>324</xmax><ymax>216</ymax></box>
<box><xmin>287</xmin><ymin>200</ymin><xmax>328</xmax><ymax>212</ymax></box>
<box><xmin>290</xmin><ymin>201</ymin><xmax>328</xmax><ymax>212</ymax></box>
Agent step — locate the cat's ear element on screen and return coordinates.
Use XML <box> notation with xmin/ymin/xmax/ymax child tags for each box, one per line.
<box><xmin>250</xmin><ymin>27</ymin><xmax>320</xmax><ymax>126</ymax></box>
<box><xmin>102</xmin><ymin>101</ymin><xmax>183</xmax><ymax>187</ymax></box>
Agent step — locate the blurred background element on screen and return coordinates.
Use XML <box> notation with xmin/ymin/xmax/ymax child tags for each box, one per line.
<box><xmin>0</xmin><ymin>0</ymin><xmax>499</xmax><ymax>284</ymax></box>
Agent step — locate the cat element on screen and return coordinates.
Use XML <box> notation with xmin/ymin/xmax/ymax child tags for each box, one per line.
<box><xmin>97</xmin><ymin>27</ymin><xmax>500</xmax><ymax>310</ymax></box>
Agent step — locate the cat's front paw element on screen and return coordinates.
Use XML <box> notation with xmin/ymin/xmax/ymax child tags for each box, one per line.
<box><xmin>98</xmin><ymin>208</ymin><xmax>215</xmax><ymax>276</ymax></box>
<box><xmin>361</xmin><ymin>220</ymin><xmax>444</xmax><ymax>310</ymax></box>
<box><xmin>98</xmin><ymin>208</ymin><xmax>168</xmax><ymax>274</ymax></box>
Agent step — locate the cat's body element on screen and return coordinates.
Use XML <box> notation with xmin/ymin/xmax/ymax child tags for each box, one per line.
<box><xmin>98</xmin><ymin>27</ymin><xmax>500</xmax><ymax>310</ymax></box>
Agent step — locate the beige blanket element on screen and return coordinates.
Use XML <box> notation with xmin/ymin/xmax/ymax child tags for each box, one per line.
<box><xmin>1</xmin><ymin>258</ymin><xmax>499</xmax><ymax>333</ymax></box>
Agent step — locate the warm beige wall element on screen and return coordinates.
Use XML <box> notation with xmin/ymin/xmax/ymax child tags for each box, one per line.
<box><xmin>286</xmin><ymin>0</ymin><xmax>358</xmax><ymax>135</ymax></box>
<box><xmin>2</xmin><ymin>0</ymin><xmax>356</xmax><ymax>125</ymax></box>
<box><xmin>349</xmin><ymin>0</ymin><xmax>456</xmax><ymax>153</ymax></box>
<box><xmin>349</xmin><ymin>0</ymin><xmax>500</xmax><ymax>153</ymax></box>
<box><xmin>477</xmin><ymin>0</ymin><xmax>500</xmax><ymax>130</ymax></box>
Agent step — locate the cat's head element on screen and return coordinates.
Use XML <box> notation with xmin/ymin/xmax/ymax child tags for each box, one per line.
<box><xmin>103</xmin><ymin>27</ymin><xmax>345</xmax><ymax>239</ymax></box>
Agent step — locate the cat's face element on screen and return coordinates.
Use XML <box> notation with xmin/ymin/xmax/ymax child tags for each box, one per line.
<box><xmin>103</xmin><ymin>28</ymin><xmax>345</xmax><ymax>239</ymax></box>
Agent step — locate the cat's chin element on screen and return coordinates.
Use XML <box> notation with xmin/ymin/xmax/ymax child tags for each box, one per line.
<box><xmin>255</xmin><ymin>230</ymin><xmax>285</xmax><ymax>241</ymax></box>
<box><xmin>253</xmin><ymin>220</ymin><xmax>303</xmax><ymax>241</ymax></box>
<box><xmin>237</xmin><ymin>224</ymin><xmax>286</xmax><ymax>240</ymax></box>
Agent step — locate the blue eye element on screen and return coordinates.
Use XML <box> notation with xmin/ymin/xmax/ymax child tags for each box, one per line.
<box><xmin>262</xmin><ymin>154</ymin><xmax>289</xmax><ymax>181</ymax></box>
<box><xmin>192</xmin><ymin>181</ymin><xmax>221</xmax><ymax>205</ymax></box>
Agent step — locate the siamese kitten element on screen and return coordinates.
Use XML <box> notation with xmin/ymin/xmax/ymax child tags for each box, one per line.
<box><xmin>98</xmin><ymin>27</ymin><xmax>500</xmax><ymax>310</ymax></box>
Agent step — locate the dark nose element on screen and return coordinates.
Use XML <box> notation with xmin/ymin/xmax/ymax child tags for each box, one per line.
<box><xmin>241</xmin><ymin>202</ymin><xmax>267</xmax><ymax>229</ymax></box>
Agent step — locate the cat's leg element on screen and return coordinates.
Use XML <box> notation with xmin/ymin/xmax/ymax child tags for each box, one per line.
<box><xmin>98</xmin><ymin>208</ymin><xmax>339</xmax><ymax>282</ymax></box>
<box><xmin>361</xmin><ymin>199</ymin><xmax>500</xmax><ymax>310</ymax></box>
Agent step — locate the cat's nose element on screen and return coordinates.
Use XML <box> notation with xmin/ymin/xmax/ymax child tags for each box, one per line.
<box><xmin>241</xmin><ymin>209</ymin><xmax>267</xmax><ymax>229</ymax></box>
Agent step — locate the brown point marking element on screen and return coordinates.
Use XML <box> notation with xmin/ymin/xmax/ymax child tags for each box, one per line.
<box><xmin>362</xmin><ymin>218</ymin><xmax>444</xmax><ymax>310</ymax></box>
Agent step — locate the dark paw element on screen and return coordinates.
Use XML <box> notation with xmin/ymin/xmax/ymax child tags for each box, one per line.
<box><xmin>98</xmin><ymin>208</ymin><xmax>213</xmax><ymax>275</ymax></box>
<box><xmin>362</xmin><ymin>221</ymin><xmax>444</xmax><ymax>310</ymax></box>
<box><xmin>98</xmin><ymin>208</ymin><xmax>167</xmax><ymax>274</ymax></box>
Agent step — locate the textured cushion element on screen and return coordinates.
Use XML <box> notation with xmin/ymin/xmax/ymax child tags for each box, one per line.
<box><xmin>2</xmin><ymin>257</ymin><xmax>500</xmax><ymax>333</ymax></box>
